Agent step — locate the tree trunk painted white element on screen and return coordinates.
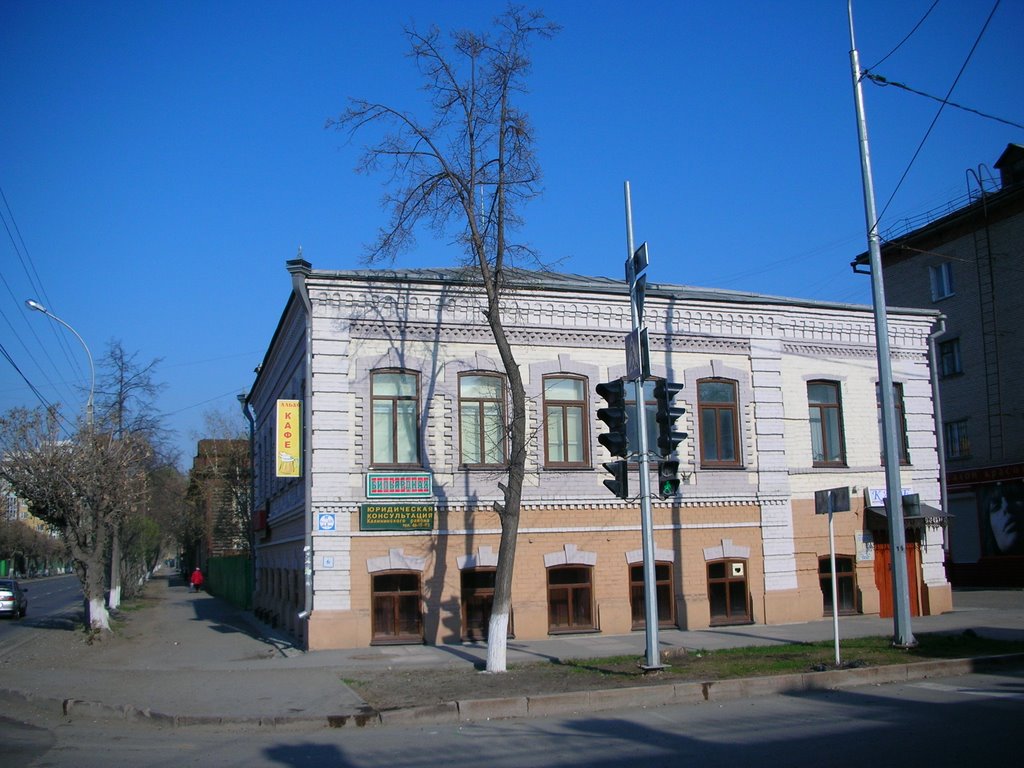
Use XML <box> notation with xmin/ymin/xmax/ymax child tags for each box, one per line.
<box><xmin>88</xmin><ymin>597</ymin><xmax>111</xmax><ymax>632</ymax></box>
<box><xmin>108</xmin><ymin>527</ymin><xmax>121</xmax><ymax>610</ymax></box>
<box><xmin>485</xmin><ymin>611</ymin><xmax>510</xmax><ymax>673</ymax></box>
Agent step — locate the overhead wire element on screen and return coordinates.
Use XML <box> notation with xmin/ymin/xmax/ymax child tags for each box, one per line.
<box><xmin>868</xmin><ymin>0</ymin><xmax>1003</xmax><ymax>227</ymax></box>
<box><xmin>864</xmin><ymin>73</ymin><xmax>1024</xmax><ymax>131</ymax></box>
<box><xmin>0</xmin><ymin>184</ymin><xmax>85</xmax><ymax>408</ymax></box>
<box><xmin>863</xmin><ymin>0</ymin><xmax>940</xmax><ymax>73</ymax></box>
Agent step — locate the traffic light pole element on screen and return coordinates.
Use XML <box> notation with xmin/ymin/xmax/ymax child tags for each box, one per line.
<box><xmin>625</xmin><ymin>181</ymin><xmax>663</xmax><ymax>671</ymax></box>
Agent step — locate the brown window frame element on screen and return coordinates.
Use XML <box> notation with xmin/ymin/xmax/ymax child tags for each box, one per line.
<box><xmin>697</xmin><ymin>378</ymin><xmax>742</xmax><ymax>468</ymax></box>
<box><xmin>458</xmin><ymin>373</ymin><xmax>508</xmax><ymax>468</ymax></box>
<box><xmin>371</xmin><ymin>369</ymin><xmax>420</xmax><ymax>467</ymax></box>
<box><xmin>623</xmin><ymin>379</ymin><xmax>659</xmax><ymax>466</ymax></box>
<box><xmin>807</xmin><ymin>380</ymin><xmax>847</xmax><ymax>467</ymax></box>
<box><xmin>629</xmin><ymin>561</ymin><xmax>676</xmax><ymax>629</ymax></box>
<box><xmin>818</xmin><ymin>555</ymin><xmax>858</xmax><ymax>615</ymax></box>
<box><xmin>876</xmin><ymin>381</ymin><xmax>911</xmax><ymax>466</ymax></box>
<box><xmin>460</xmin><ymin>568</ymin><xmax>514</xmax><ymax>641</ymax></box>
<box><xmin>707</xmin><ymin>559</ymin><xmax>751</xmax><ymax>626</ymax></box>
<box><xmin>542</xmin><ymin>375</ymin><xmax>590</xmax><ymax>468</ymax></box>
<box><xmin>371</xmin><ymin>571</ymin><xmax>423</xmax><ymax>644</ymax></box>
<box><xmin>547</xmin><ymin>565</ymin><xmax>595</xmax><ymax>633</ymax></box>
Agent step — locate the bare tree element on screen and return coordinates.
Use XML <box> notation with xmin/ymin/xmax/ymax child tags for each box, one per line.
<box><xmin>0</xmin><ymin>407</ymin><xmax>149</xmax><ymax>632</ymax></box>
<box><xmin>329</xmin><ymin>6</ymin><xmax>558</xmax><ymax>671</ymax></box>
<box><xmin>94</xmin><ymin>341</ymin><xmax>166</xmax><ymax>608</ymax></box>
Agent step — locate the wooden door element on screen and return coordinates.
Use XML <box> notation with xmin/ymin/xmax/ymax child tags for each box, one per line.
<box><xmin>874</xmin><ymin>540</ymin><xmax>920</xmax><ymax>618</ymax></box>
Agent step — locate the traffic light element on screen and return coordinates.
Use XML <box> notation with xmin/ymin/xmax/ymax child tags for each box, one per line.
<box><xmin>653</xmin><ymin>380</ymin><xmax>686</xmax><ymax>457</ymax></box>
<box><xmin>657</xmin><ymin>459</ymin><xmax>680</xmax><ymax>499</ymax></box>
<box><xmin>596</xmin><ymin>380</ymin><xmax>629</xmax><ymax>459</ymax></box>
<box><xmin>597</xmin><ymin>380</ymin><xmax>630</xmax><ymax>499</ymax></box>
<box><xmin>603</xmin><ymin>459</ymin><xmax>629</xmax><ymax>500</ymax></box>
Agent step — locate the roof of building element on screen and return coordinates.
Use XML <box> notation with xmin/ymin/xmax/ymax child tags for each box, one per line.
<box><xmin>306</xmin><ymin>263</ymin><xmax>932</xmax><ymax>315</ymax></box>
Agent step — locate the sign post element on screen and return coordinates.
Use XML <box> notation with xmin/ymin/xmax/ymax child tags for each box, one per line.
<box><xmin>815</xmin><ymin>486</ymin><xmax>850</xmax><ymax>666</ymax></box>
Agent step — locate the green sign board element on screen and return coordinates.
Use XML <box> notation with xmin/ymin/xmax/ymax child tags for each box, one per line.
<box><xmin>360</xmin><ymin>504</ymin><xmax>435</xmax><ymax>531</ymax></box>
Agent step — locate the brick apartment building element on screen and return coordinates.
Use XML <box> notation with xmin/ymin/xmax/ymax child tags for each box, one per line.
<box><xmin>860</xmin><ymin>143</ymin><xmax>1024</xmax><ymax>587</ymax></box>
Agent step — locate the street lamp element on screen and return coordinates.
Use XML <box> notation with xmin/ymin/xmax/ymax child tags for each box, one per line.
<box><xmin>25</xmin><ymin>299</ymin><xmax>95</xmax><ymax>427</ymax></box>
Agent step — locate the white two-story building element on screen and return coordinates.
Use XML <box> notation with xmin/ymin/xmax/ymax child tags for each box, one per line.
<box><xmin>245</xmin><ymin>259</ymin><xmax>951</xmax><ymax>650</ymax></box>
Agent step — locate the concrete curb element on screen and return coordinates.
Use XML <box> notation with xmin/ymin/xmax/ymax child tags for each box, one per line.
<box><xmin>7</xmin><ymin>653</ymin><xmax>1022</xmax><ymax>729</ymax></box>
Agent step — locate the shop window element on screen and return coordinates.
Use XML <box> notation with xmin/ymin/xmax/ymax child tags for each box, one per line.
<box><xmin>547</xmin><ymin>565</ymin><xmax>594</xmax><ymax>632</ymax></box>
<box><xmin>629</xmin><ymin>562</ymin><xmax>675</xmax><ymax>629</ymax></box>
<box><xmin>807</xmin><ymin>381</ymin><xmax>846</xmax><ymax>466</ymax></box>
<box><xmin>707</xmin><ymin>559</ymin><xmax>750</xmax><ymax>625</ymax></box>
<box><xmin>459</xmin><ymin>373</ymin><xmax>507</xmax><ymax>467</ymax></box>
<box><xmin>698</xmin><ymin>378</ymin><xmax>741</xmax><ymax>468</ymax></box>
<box><xmin>371</xmin><ymin>370</ymin><xmax>420</xmax><ymax>466</ymax></box>
<box><xmin>819</xmin><ymin>556</ymin><xmax>858</xmax><ymax>615</ymax></box>
<box><xmin>543</xmin><ymin>375</ymin><xmax>589</xmax><ymax>467</ymax></box>
<box><xmin>371</xmin><ymin>571</ymin><xmax>422</xmax><ymax>643</ymax></box>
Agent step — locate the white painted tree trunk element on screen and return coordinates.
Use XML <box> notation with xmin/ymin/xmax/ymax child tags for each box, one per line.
<box><xmin>485</xmin><ymin>611</ymin><xmax>510</xmax><ymax>673</ymax></box>
<box><xmin>88</xmin><ymin>597</ymin><xmax>111</xmax><ymax>632</ymax></box>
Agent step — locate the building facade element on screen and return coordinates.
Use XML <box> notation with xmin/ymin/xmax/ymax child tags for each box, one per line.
<box><xmin>864</xmin><ymin>143</ymin><xmax>1024</xmax><ymax>587</ymax></box>
<box><xmin>247</xmin><ymin>260</ymin><xmax>951</xmax><ymax>649</ymax></box>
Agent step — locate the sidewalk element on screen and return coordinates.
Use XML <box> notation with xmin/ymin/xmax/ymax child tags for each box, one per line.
<box><xmin>3</xmin><ymin>569</ymin><xmax>1023</xmax><ymax>728</ymax></box>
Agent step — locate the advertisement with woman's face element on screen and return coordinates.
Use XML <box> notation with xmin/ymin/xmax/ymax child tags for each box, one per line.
<box><xmin>980</xmin><ymin>481</ymin><xmax>1024</xmax><ymax>556</ymax></box>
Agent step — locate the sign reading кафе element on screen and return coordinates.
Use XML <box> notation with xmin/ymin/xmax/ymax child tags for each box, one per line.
<box><xmin>360</xmin><ymin>504</ymin><xmax>435</xmax><ymax>531</ymax></box>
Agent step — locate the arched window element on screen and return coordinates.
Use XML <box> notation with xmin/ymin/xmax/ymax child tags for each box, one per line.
<box><xmin>697</xmin><ymin>378</ymin><xmax>741</xmax><ymax>468</ymax></box>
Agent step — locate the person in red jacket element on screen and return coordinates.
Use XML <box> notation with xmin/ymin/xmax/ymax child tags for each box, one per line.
<box><xmin>189</xmin><ymin>566</ymin><xmax>204</xmax><ymax>593</ymax></box>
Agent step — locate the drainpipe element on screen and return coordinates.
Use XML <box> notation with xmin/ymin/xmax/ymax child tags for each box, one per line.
<box><xmin>928</xmin><ymin>316</ymin><xmax>950</xmax><ymax>551</ymax></box>
<box><xmin>286</xmin><ymin>255</ymin><xmax>314</xmax><ymax>640</ymax></box>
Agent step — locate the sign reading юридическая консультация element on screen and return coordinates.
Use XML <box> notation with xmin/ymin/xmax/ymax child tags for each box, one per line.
<box><xmin>359</xmin><ymin>504</ymin><xmax>435</xmax><ymax>531</ymax></box>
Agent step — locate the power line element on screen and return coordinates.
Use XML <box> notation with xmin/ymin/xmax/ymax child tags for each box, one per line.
<box><xmin>871</xmin><ymin>0</ymin><xmax>1003</xmax><ymax>228</ymax></box>
<box><xmin>864</xmin><ymin>72</ymin><xmax>1024</xmax><ymax>130</ymax></box>
<box><xmin>864</xmin><ymin>0</ymin><xmax>940</xmax><ymax>73</ymax></box>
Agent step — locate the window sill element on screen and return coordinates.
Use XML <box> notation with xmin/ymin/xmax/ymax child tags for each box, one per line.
<box><xmin>548</xmin><ymin>627</ymin><xmax>600</xmax><ymax>635</ymax></box>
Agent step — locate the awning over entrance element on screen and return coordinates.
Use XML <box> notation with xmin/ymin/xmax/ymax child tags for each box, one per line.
<box><xmin>866</xmin><ymin>503</ymin><xmax>953</xmax><ymax>524</ymax></box>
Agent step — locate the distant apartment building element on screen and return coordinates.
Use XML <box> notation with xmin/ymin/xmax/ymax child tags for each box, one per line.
<box><xmin>245</xmin><ymin>260</ymin><xmax>949</xmax><ymax>650</ymax></box>
<box><xmin>858</xmin><ymin>143</ymin><xmax>1024</xmax><ymax>586</ymax></box>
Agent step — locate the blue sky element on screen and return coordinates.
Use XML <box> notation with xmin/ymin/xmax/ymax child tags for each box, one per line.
<box><xmin>1</xmin><ymin>1</ymin><xmax>1021</xmax><ymax>466</ymax></box>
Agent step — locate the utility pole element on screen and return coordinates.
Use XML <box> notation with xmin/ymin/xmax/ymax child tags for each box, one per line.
<box><xmin>847</xmin><ymin>0</ymin><xmax>915</xmax><ymax>647</ymax></box>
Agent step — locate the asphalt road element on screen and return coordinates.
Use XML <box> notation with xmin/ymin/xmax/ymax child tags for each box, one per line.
<box><xmin>5</xmin><ymin>668</ymin><xmax>1021</xmax><ymax>767</ymax></box>
<box><xmin>0</xmin><ymin>573</ymin><xmax>81</xmax><ymax>655</ymax></box>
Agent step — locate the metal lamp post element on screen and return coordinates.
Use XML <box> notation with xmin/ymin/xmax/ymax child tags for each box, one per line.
<box><xmin>25</xmin><ymin>299</ymin><xmax>95</xmax><ymax>428</ymax></box>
